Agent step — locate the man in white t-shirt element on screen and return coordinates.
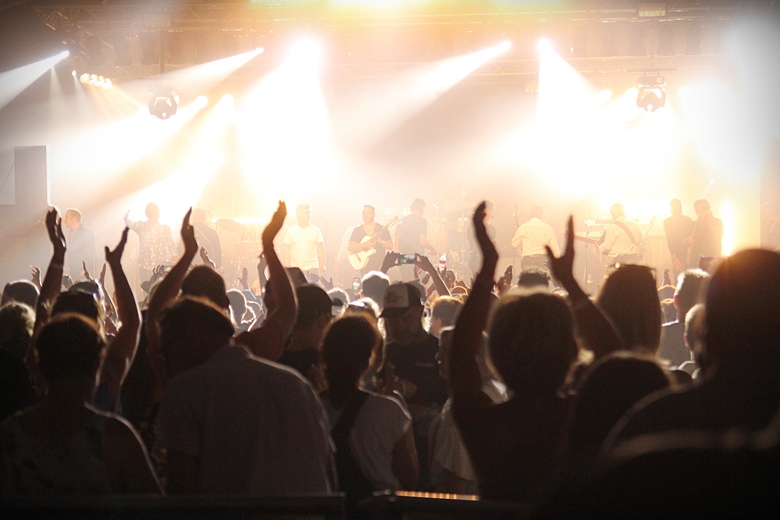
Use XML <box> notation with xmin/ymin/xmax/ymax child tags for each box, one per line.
<box><xmin>284</xmin><ymin>204</ymin><xmax>326</xmax><ymax>282</ymax></box>
<box><xmin>598</xmin><ymin>203</ymin><xmax>646</xmax><ymax>266</ymax></box>
<box><xmin>511</xmin><ymin>206</ymin><xmax>560</xmax><ymax>271</ymax></box>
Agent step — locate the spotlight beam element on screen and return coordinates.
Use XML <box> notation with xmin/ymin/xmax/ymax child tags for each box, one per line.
<box><xmin>0</xmin><ymin>52</ymin><xmax>70</xmax><ymax>111</ymax></box>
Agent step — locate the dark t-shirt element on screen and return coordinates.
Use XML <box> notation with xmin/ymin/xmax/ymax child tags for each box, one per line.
<box><xmin>349</xmin><ymin>224</ymin><xmax>392</xmax><ymax>273</ymax></box>
<box><xmin>277</xmin><ymin>348</ymin><xmax>320</xmax><ymax>381</ymax></box>
<box><xmin>395</xmin><ymin>214</ymin><xmax>427</xmax><ymax>255</ymax></box>
<box><xmin>385</xmin><ymin>333</ymin><xmax>447</xmax><ymax>407</ymax></box>
<box><xmin>663</xmin><ymin>214</ymin><xmax>694</xmax><ymax>262</ymax></box>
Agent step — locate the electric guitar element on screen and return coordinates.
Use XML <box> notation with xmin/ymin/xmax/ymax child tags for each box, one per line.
<box><xmin>348</xmin><ymin>217</ymin><xmax>399</xmax><ymax>270</ymax></box>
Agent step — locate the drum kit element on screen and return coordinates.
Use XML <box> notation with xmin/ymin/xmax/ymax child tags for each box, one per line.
<box><xmin>429</xmin><ymin>200</ymin><xmax>475</xmax><ymax>283</ymax></box>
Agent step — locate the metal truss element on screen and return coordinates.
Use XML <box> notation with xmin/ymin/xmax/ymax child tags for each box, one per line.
<box><xmin>33</xmin><ymin>1</ymin><xmax>742</xmax><ymax>82</ymax></box>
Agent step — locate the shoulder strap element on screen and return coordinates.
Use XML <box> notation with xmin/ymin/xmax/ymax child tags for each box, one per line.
<box><xmin>331</xmin><ymin>390</ymin><xmax>375</xmax><ymax>501</ymax></box>
<box><xmin>614</xmin><ymin>221</ymin><xmax>637</xmax><ymax>245</ymax></box>
<box><xmin>332</xmin><ymin>390</ymin><xmax>370</xmax><ymax>442</ymax></box>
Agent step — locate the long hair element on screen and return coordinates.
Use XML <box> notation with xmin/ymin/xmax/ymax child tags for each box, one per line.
<box><xmin>322</xmin><ymin>315</ymin><xmax>382</xmax><ymax>407</ymax></box>
<box><xmin>597</xmin><ymin>265</ymin><xmax>662</xmax><ymax>354</ymax></box>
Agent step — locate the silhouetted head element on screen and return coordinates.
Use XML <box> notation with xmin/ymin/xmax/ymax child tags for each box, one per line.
<box><xmin>181</xmin><ymin>265</ymin><xmax>229</xmax><ymax>310</ymax></box>
<box><xmin>322</xmin><ymin>315</ymin><xmax>382</xmax><ymax>399</ymax></box>
<box><xmin>669</xmin><ymin>199</ymin><xmax>682</xmax><ymax>216</ymax></box>
<box><xmin>610</xmin><ymin>203</ymin><xmax>625</xmax><ymax>220</ymax></box>
<box><xmin>145</xmin><ymin>203</ymin><xmax>161</xmax><ymax>222</ymax></box>
<box><xmin>488</xmin><ymin>292</ymin><xmax>577</xmax><ymax>394</ymax></box>
<box><xmin>158</xmin><ymin>296</ymin><xmax>235</xmax><ymax>381</ymax></box>
<box><xmin>1</xmin><ymin>280</ymin><xmax>39</xmax><ymax>308</ymax></box>
<box><xmin>0</xmin><ymin>302</ymin><xmax>35</xmax><ymax>360</ymax></box>
<box><xmin>704</xmin><ymin>249</ymin><xmax>780</xmax><ymax>360</ymax></box>
<box><xmin>597</xmin><ymin>265</ymin><xmax>662</xmax><ymax>354</ymax></box>
<box><xmin>35</xmin><ymin>313</ymin><xmax>106</xmax><ymax>385</ymax></box>
<box><xmin>410</xmin><ymin>198</ymin><xmax>425</xmax><ymax>215</ymax></box>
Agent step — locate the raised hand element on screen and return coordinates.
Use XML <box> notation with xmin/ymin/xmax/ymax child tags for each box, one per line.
<box><xmin>30</xmin><ymin>266</ymin><xmax>41</xmax><ymax>289</ymax></box>
<box><xmin>239</xmin><ymin>266</ymin><xmax>249</xmax><ymax>290</ymax></box>
<box><xmin>262</xmin><ymin>201</ymin><xmax>287</xmax><ymax>245</ymax></box>
<box><xmin>181</xmin><ymin>208</ymin><xmax>197</xmax><ymax>255</ymax></box>
<box><xmin>99</xmin><ymin>263</ymin><xmax>107</xmax><ymax>287</ymax></box>
<box><xmin>545</xmin><ymin>216</ymin><xmax>575</xmax><ymax>288</ymax></box>
<box><xmin>45</xmin><ymin>209</ymin><xmax>66</xmax><ymax>256</ymax></box>
<box><xmin>472</xmin><ymin>201</ymin><xmax>498</xmax><ymax>277</ymax></box>
<box><xmin>105</xmin><ymin>227</ymin><xmax>130</xmax><ymax>266</ymax></box>
<box><xmin>83</xmin><ymin>261</ymin><xmax>92</xmax><ymax>281</ymax></box>
<box><xmin>200</xmin><ymin>247</ymin><xmax>216</xmax><ymax>270</ymax></box>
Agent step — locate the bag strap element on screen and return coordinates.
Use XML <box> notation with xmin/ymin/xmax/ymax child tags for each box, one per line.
<box><xmin>332</xmin><ymin>390</ymin><xmax>370</xmax><ymax>446</ymax></box>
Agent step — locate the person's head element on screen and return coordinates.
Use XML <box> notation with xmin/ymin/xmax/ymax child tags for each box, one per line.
<box><xmin>597</xmin><ymin>265</ymin><xmax>662</xmax><ymax>354</ymax></box>
<box><xmin>226</xmin><ymin>289</ymin><xmax>247</xmax><ymax>324</ymax></box>
<box><xmin>321</xmin><ymin>315</ymin><xmax>382</xmax><ymax>400</ymax></box>
<box><xmin>488</xmin><ymin>292</ymin><xmax>577</xmax><ymax>395</ymax></box>
<box><xmin>191</xmin><ymin>208</ymin><xmax>207</xmax><ymax>224</ymax></box>
<box><xmin>34</xmin><ymin>313</ymin><xmax>106</xmax><ymax>392</ymax></box>
<box><xmin>1</xmin><ymin>280</ymin><xmax>39</xmax><ymax>308</ymax></box>
<box><xmin>704</xmin><ymin>249</ymin><xmax>780</xmax><ymax>362</ymax></box>
<box><xmin>674</xmin><ymin>269</ymin><xmax>710</xmax><ymax>321</ymax></box>
<box><xmin>670</xmin><ymin>199</ymin><xmax>682</xmax><ymax>216</ymax></box>
<box><xmin>145</xmin><ymin>202</ymin><xmax>161</xmax><ymax>222</ymax></box>
<box><xmin>693</xmin><ymin>199</ymin><xmax>710</xmax><ymax>217</ymax></box>
<box><xmin>51</xmin><ymin>289</ymin><xmax>104</xmax><ymax>327</ymax></box>
<box><xmin>430</xmin><ymin>296</ymin><xmax>463</xmax><ymax>338</ymax></box>
<box><xmin>158</xmin><ymin>296</ymin><xmax>235</xmax><ymax>381</ymax></box>
<box><xmin>361</xmin><ymin>270</ymin><xmax>390</xmax><ymax>310</ymax></box>
<box><xmin>610</xmin><ymin>203</ymin><xmax>625</xmax><ymax>220</ymax></box>
<box><xmin>517</xmin><ymin>267</ymin><xmax>551</xmax><ymax>291</ymax></box>
<box><xmin>344</xmin><ymin>297</ymin><xmax>380</xmax><ymax>323</ymax></box>
<box><xmin>410</xmin><ymin>198</ymin><xmax>425</xmax><ymax>215</ymax></box>
<box><xmin>380</xmin><ymin>282</ymin><xmax>424</xmax><ymax>345</ymax></box>
<box><xmin>569</xmin><ymin>352</ymin><xmax>670</xmax><ymax>457</ymax></box>
<box><xmin>0</xmin><ymin>302</ymin><xmax>35</xmax><ymax>360</ymax></box>
<box><xmin>63</xmin><ymin>208</ymin><xmax>82</xmax><ymax>230</ymax></box>
<box><xmin>296</xmin><ymin>204</ymin><xmax>311</xmax><ymax>227</ymax></box>
<box><xmin>362</xmin><ymin>205</ymin><xmax>376</xmax><ymax>224</ymax></box>
<box><xmin>294</xmin><ymin>284</ymin><xmax>334</xmax><ymax>336</ymax></box>
<box><xmin>530</xmin><ymin>206</ymin><xmax>544</xmax><ymax>220</ymax></box>
<box><xmin>684</xmin><ymin>303</ymin><xmax>706</xmax><ymax>363</ymax></box>
<box><xmin>181</xmin><ymin>265</ymin><xmax>229</xmax><ymax>310</ymax></box>
<box><xmin>328</xmin><ymin>288</ymin><xmax>350</xmax><ymax>318</ymax></box>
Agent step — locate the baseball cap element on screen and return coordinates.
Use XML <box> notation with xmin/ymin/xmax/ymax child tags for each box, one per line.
<box><xmin>380</xmin><ymin>282</ymin><xmax>423</xmax><ymax>318</ymax></box>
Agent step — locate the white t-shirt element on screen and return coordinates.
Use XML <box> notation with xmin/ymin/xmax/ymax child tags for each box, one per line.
<box><xmin>155</xmin><ymin>345</ymin><xmax>335</xmax><ymax>495</ymax></box>
<box><xmin>284</xmin><ymin>224</ymin><xmax>324</xmax><ymax>271</ymax></box>
<box><xmin>511</xmin><ymin>218</ymin><xmax>560</xmax><ymax>257</ymax></box>
<box><xmin>321</xmin><ymin>392</ymin><xmax>411</xmax><ymax>491</ymax></box>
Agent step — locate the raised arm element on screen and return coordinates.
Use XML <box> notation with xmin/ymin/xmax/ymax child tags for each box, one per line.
<box><xmin>29</xmin><ymin>209</ymin><xmax>66</xmax><ymax>370</ymax></box>
<box><xmin>415</xmin><ymin>254</ymin><xmax>450</xmax><ymax>297</ymax></box>
<box><xmin>546</xmin><ymin>217</ymin><xmax>623</xmax><ymax>359</ymax></box>
<box><xmin>243</xmin><ymin>201</ymin><xmax>297</xmax><ymax>360</ymax></box>
<box><xmin>99</xmin><ymin>228</ymin><xmax>141</xmax><ymax>402</ymax></box>
<box><xmin>33</xmin><ymin>210</ymin><xmax>66</xmax><ymax>332</ymax></box>
<box><xmin>450</xmin><ymin>202</ymin><xmax>496</xmax><ymax>411</ymax></box>
<box><xmin>146</xmin><ymin>209</ymin><xmax>198</xmax><ymax>398</ymax></box>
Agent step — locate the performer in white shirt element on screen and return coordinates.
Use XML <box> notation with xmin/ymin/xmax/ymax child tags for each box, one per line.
<box><xmin>283</xmin><ymin>204</ymin><xmax>326</xmax><ymax>282</ymax></box>
<box><xmin>598</xmin><ymin>203</ymin><xmax>646</xmax><ymax>266</ymax></box>
<box><xmin>511</xmin><ymin>206</ymin><xmax>560</xmax><ymax>271</ymax></box>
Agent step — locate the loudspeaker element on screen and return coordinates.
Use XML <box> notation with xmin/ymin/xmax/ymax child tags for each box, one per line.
<box><xmin>14</xmin><ymin>145</ymin><xmax>48</xmax><ymax>206</ymax></box>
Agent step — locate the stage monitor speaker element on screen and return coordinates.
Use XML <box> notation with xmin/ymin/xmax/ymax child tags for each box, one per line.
<box><xmin>14</xmin><ymin>145</ymin><xmax>49</xmax><ymax>206</ymax></box>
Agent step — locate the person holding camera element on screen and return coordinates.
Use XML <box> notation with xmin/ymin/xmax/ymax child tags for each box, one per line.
<box><xmin>394</xmin><ymin>198</ymin><xmax>437</xmax><ymax>281</ymax></box>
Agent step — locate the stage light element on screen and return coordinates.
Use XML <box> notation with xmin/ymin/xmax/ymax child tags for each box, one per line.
<box><xmin>148</xmin><ymin>87</ymin><xmax>180</xmax><ymax>120</ymax></box>
<box><xmin>636</xmin><ymin>75</ymin><xmax>666</xmax><ymax>112</ymax></box>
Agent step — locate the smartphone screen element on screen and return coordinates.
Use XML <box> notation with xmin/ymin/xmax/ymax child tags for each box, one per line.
<box><xmin>352</xmin><ymin>277</ymin><xmax>361</xmax><ymax>292</ymax></box>
<box><xmin>399</xmin><ymin>253</ymin><xmax>417</xmax><ymax>264</ymax></box>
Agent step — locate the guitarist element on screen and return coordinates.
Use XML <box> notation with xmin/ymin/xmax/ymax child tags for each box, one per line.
<box><xmin>598</xmin><ymin>203</ymin><xmax>646</xmax><ymax>266</ymax></box>
<box><xmin>348</xmin><ymin>205</ymin><xmax>394</xmax><ymax>274</ymax></box>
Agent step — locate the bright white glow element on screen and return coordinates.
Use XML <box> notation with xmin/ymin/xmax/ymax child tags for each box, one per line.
<box><xmin>71</xmin><ymin>70</ymin><xmax>77</xmax><ymax>77</ymax></box>
<box><xmin>58</xmin><ymin>50</ymin><xmax>70</xmax><ymax>59</ymax></box>
<box><xmin>335</xmin><ymin>40</ymin><xmax>512</xmax><ymax>151</ymax></box>
<box><xmin>537</xmin><ymin>38</ymin><xmax>553</xmax><ymax>54</ymax></box>
<box><xmin>285</xmin><ymin>38</ymin><xmax>323</xmax><ymax>72</ymax></box>
<box><xmin>194</xmin><ymin>95</ymin><xmax>209</xmax><ymax>109</ymax></box>
<box><xmin>497</xmin><ymin>40</ymin><xmax>512</xmax><ymax>53</ymax></box>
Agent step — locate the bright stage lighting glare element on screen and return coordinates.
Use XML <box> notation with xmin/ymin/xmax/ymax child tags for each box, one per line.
<box><xmin>71</xmin><ymin>70</ymin><xmax>77</xmax><ymax>77</ymax></box>
<box><xmin>194</xmin><ymin>95</ymin><xmax>209</xmax><ymax>109</ymax></box>
<box><xmin>58</xmin><ymin>50</ymin><xmax>70</xmax><ymax>60</ymax></box>
<box><xmin>537</xmin><ymin>38</ymin><xmax>553</xmax><ymax>54</ymax></box>
<box><xmin>287</xmin><ymin>38</ymin><xmax>322</xmax><ymax>70</ymax></box>
<box><xmin>497</xmin><ymin>40</ymin><xmax>512</xmax><ymax>52</ymax></box>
